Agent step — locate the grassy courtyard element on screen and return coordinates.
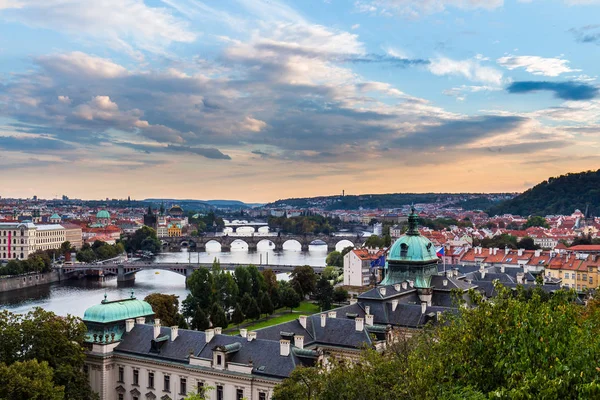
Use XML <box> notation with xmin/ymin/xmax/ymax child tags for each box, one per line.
<box><xmin>226</xmin><ymin>301</ymin><xmax>320</xmax><ymax>335</ymax></box>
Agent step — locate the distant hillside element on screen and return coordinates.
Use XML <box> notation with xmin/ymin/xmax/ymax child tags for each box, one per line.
<box><xmin>488</xmin><ymin>170</ymin><xmax>600</xmax><ymax>216</ymax></box>
<box><xmin>266</xmin><ymin>193</ymin><xmax>514</xmax><ymax>211</ymax></box>
<box><xmin>143</xmin><ymin>199</ymin><xmax>263</xmax><ymax>209</ymax></box>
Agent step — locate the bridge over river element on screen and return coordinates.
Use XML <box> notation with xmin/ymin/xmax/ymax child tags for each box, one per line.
<box><xmin>160</xmin><ymin>233</ymin><xmax>366</xmax><ymax>252</ymax></box>
<box><xmin>61</xmin><ymin>262</ymin><xmax>327</xmax><ymax>284</ymax></box>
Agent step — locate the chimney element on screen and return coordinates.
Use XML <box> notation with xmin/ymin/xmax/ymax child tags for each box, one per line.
<box><xmin>379</xmin><ymin>287</ymin><xmax>386</xmax><ymax>296</ymax></box>
<box><xmin>240</xmin><ymin>329</ymin><xmax>248</xmax><ymax>338</ymax></box>
<box><xmin>446</xmin><ymin>270</ymin><xmax>452</xmax><ymax>279</ymax></box>
<box><xmin>535</xmin><ymin>249</ymin><xmax>542</xmax><ymax>257</ymax></box>
<box><xmin>443</xmin><ymin>279</ymin><xmax>448</xmax><ymax>287</ymax></box>
<box><xmin>365</xmin><ymin>314</ymin><xmax>374</xmax><ymax>326</ymax></box>
<box><xmin>488</xmin><ymin>247</ymin><xmax>492</xmax><ymax>255</ymax></box>
<box><xmin>214</xmin><ymin>327</ymin><xmax>222</xmax><ymax>335</ymax></box>
<box><xmin>481</xmin><ymin>270</ymin><xmax>486</xmax><ymax>279</ymax></box>
<box><xmin>125</xmin><ymin>319</ymin><xmax>135</xmax><ymax>333</ymax></box>
<box><xmin>421</xmin><ymin>302</ymin><xmax>427</xmax><ymax>314</ymax></box>
<box><xmin>505</xmin><ymin>247</ymin><xmax>509</xmax><ymax>255</ymax></box>
<box><xmin>135</xmin><ymin>317</ymin><xmax>145</xmax><ymax>325</ymax></box>
<box><xmin>453</xmin><ymin>269</ymin><xmax>458</xmax><ymax>277</ymax></box>
<box><xmin>153</xmin><ymin>320</ymin><xmax>161</xmax><ymax>339</ymax></box>
<box><xmin>355</xmin><ymin>317</ymin><xmax>364</xmax><ymax>331</ymax></box>
<box><xmin>518</xmin><ymin>249</ymin><xmax>524</xmax><ymax>256</ymax></box>
<box><xmin>299</xmin><ymin>315</ymin><xmax>307</xmax><ymax>329</ymax></box>
<box><xmin>247</xmin><ymin>331</ymin><xmax>257</xmax><ymax>342</ymax></box>
<box><xmin>328</xmin><ymin>311</ymin><xmax>337</xmax><ymax>319</ymax></box>
<box><xmin>394</xmin><ymin>283</ymin><xmax>401</xmax><ymax>292</ymax></box>
<box><xmin>501</xmin><ymin>265</ymin><xmax>505</xmax><ymax>273</ymax></box>
<box><xmin>205</xmin><ymin>329</ymin><xmax>214</xmax><ymax>343</ymax></box>
<box><xmin>320</xmin><ymin>313</ymin><xmax>327</xmax><ymax>327</ymax></box>
<box><xmin>280</xmin><ymin>339</ymin><xmax>290</xmax><ymax>357</ymax></box>
<box><xmin>294</xmin><ymin>335</ymin><xmax>304</xmax><ymax>349</ymax></box>
<box><xmin>436</xmin><ymin>311</ymin><xmax>442</xmax><ymax>321</ymax></box>
<box><xmin>409</xmin><ymin>281</ymin><xmax>414</xmax><ymax>288</ymax></box>
<box><xmin>392</xmin><ymin>299</ymin><xmax>398</xmax><ymax>311</ymax></box>
<box><xmin>349</xmin><ymin>298</ymin><xmax>358</xmax><ymax>305</ymax></box>
<box><xmin>401</xmin><ymin>281</ymin><xmax>407</xmax><ymax>290</ymax></box>
<box><xmin>170</xmin><ymin>326</ymin><xmax>178</xmax><ymax>341</ymax></box>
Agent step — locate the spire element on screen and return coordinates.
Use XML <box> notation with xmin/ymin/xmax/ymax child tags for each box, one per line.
<box><xmin>406</xmin><ymin>206</ymin><xmax>419</xmax><ymax>236</ymax></box>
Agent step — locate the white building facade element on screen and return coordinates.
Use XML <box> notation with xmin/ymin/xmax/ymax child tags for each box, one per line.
<box><xmin>0</xmin><ymin>222</ymin><xmax>66</xmax><ymax>260</ymax></box>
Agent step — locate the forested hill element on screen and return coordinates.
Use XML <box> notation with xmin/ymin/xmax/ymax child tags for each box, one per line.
<box><xmin>488</xmin><ymin>170</ymin><xmax>600</xmax><ymax>216</ymax></box>
<box><xmin>265</xmin><ymin>193</ymin><xmax>514</xmax><ymax>211</ymax></box>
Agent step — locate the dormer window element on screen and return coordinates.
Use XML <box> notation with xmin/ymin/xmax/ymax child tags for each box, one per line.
<box><xmin>217</xmin><ymin>354</ymin><xmax>222</xmax><ymax>366</ymax></box>
<box><xmin>400</xmin><ymin>243</ymin><xmax>408</xmax><ymax>257</ymax></box>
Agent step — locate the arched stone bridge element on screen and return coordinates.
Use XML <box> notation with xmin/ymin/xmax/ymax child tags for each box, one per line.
<box><xmin>160</xmin><ymin>234</ymin><xmax>365</xmax><ymax>252</ymax></box>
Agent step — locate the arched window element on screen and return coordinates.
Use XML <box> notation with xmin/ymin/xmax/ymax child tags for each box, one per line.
<box><xmin>400</xmin><ymin>243</ymin><xmax>409</xmax><ymax>257</ymax></box>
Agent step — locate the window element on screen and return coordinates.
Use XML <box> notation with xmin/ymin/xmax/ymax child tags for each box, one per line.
<box><xmin>217</xmin><ymin>354</ymin><xmax>222</xmax><ymax>366</ymax></box>
<box><xmin>83</xmin><ymin>365</ymin><xmax>89</xmax><ymax>376</ymax></box>
<box><xmin>590</xmin><ymin>277</ymin><xmax>594</xmax><ymax>284</ymax></box>
<box><xmin>583</xmin><ymin>274</ymin><xmax>588</xmax><ymax>281</ymax></box>
<box><xmin>217</xmin><ymin>385</ymin><xmax>224</xmax><ymax>400</ymax></box>
<box><xmin>400</xmin><ymin>243</ymin><xmax>408</xmax><ymax>257</ymax></box>
<box><xmin>118</xmin><ymin>367</ymin><xmax>124</xmax><ymax>383</ymax></box>
<box><xmin>236</xmin><ymin>388</ymin><xmax>244</xmax><ymax>400</ymax></box>
<box><xmin>578</xmin><ymin>274</ymin><xmax>581</xmax><ymax>280</ymax></box>
<box><xmin>197</xmin><ymin>381</ymin><xmax>205</xmax><ymax>396</ymax></box>
<box><xmin>259</xmin><ymin>393</ymin><xmax>267</xmax><ymax>400</ymax></box>
<box><xmin>148</xmin><ymin>372</ymin><xmax>154</xmax><ymax>389</ymax></box>
<box><xmin>133</xmin><ymin>369</ymin><xmax>139</xmax><ymax>386</ymax></box>
<box><xmin>180</xmin><ymin>378</ymin><xmax>187</xmax><ymax>395</ymax></box>
<box><xmin>572</xmin><ymin>273</ymin><xmax>576</xmax><ymax>280</ymax></box>
<box><xmin>133</xmin><ymin>397</ymin><xmax>138</xmax><ymax>400</ymax></box>
<box><xmin>164</xmin><ymin>374</ymin><xmax>170</xmax><ymax>392</ymax></box>
<box><xmin>118</xmin><ymin>394</ymin><xmax>123</xmax><ymax>400</ymax></box>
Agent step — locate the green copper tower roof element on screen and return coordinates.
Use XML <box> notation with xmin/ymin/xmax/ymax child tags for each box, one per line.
<box><xmin>381</xmin><ymin>207</ymin><xmax>439</xmax><ymax>288</ymax></box>
<box><xmin>83</xmin><ymin>292</ymin><xmax>154</xmax><ymax>324</ymax></box>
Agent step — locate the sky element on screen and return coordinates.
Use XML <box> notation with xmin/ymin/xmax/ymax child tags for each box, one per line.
<box><xmin>1</xmin><ymin>0</ymin><xmax>600</xmax><ymax>202</ymax></box>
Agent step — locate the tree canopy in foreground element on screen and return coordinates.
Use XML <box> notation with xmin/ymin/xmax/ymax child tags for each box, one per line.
<box><xmin>274</xmin><ymin>284</ymin><xmax>600</xmax><ymax>400</ymax></box>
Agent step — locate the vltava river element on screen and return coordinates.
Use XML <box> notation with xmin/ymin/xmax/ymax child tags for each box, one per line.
<box><xmin>0</xmin><ymin>245</ymin><xmax>329</xmax><ymax>317</ymax></box>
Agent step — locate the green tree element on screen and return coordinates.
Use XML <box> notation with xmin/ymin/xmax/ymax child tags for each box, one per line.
<box><xmin>322</xmin><ymin>266</ymin><xmax>340</xmax><ymax>281</ymax></box>
<box><xmin>124</xmin><ymin>225</ymin><xmax>160</xmax><ymax>253</ymax></box>
<box><xmin>245</xmin><ymin>297</ymin><xmax>261</xmax><ymax>320</ymax></box>
<box><xmin>144</xmin><ymin>293</ymin><xmax>181</xmax><ymax>327</ymax></box>
<box><xmin>332</xmin><ymin>287</ymin><xmax>349</xmax><ymax>304</ymax></box>
<box><xmin>191</xmin><ymin>308</ymin><xmax>210</xmax><ymax>331</ymax></box>
<box><xmin>234</xmin><ymin>266</ymin><xmax>253</xmax><ymax>298</ymax></box>
<box><xmin>341</xmin><ymin>246</ymin><xmax>354</xmax><ymax>257</ymax></box>
<box><xmin>186</xmin><ymin>268</ymin><xmax>214</xmax><ymax>310</ymax></box>
<box><xmin>290</xmin><ymin>265</ymin><xmax>317</xmax><ymax>298</ymax></box>
<box><xmin>0</xmin><ymin>308</ymin><xmax>94</xmax><ymax>400</ymax></box>
<box><xmin>231</xmin><ymin>303</ymin><xmax>245</xmax><ymax>327</ymax></box>
<box><xmin>281</xmin><ymin>287</ymin><xmax>300</xmax><ymax>312</ymax></box>
<box><xmin>0</xmin><ymin>359</ymin><xmax>65</xmax><ymax>400</ymax></box>
<box><xmin>325</xmin><ymin>251</ymin><xmax>343</xmax><ymax>268</ymax></box>
<box><xmin>524</xmin><ymin>215</ymin><xmax>550</xmax><ymax>228</ymax></box>
<box><xmin>209</xmin><ymin>303</ymin><xmax>228</xmax><ymax>329</ymax></box>
<box><xmin>518</xmin><ymin>236</ymin><xmax>540</xmax><ymax>250</ymax></box>
<box><xmin>364</xmin><ymin>235</ymin><xmax>385</xmax><ymax>248</ymax></box>
<box><xmin>261</xmin><ymin>292</ymin><xmax>275</xmax><ymax>316</ymax></box>
<box><xmin>314</xmin><ymin>276</ymin><xmax>334</xmax><ymax>311</ymax></box>
<box><xmin>247</xmin><ymin>265</ymin><xmax>266</xmax><ymax>298</ymax></box>
<box><xmin>262</xmin><ymin>268</ymin><xmax>279</xmax><ymax>297</ymax></box>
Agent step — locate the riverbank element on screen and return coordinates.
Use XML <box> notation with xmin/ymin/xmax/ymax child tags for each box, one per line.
<box><xmin>0</xmin><ymin>270</ymin><xmax>64</xmax><ymax>293</ymax></box>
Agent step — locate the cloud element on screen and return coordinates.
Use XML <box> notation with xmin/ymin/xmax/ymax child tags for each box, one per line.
<box><xmin>497</xmin><ymin>55</ymin><xmax>579</xmax><ymax>77</ymax></box>
<box><xmin>0</xmin><ymin>135</ymin><xmax>75</xmax><ymax>152</ymax></box>
<box><xmin>0</xmin><ymin>0</ymin><xmax>196</xmax><ymax>56</ymax></box>
<box><xmin>117</xmin><ymin>142</ymin><xmax>231</xmax><ymax>160</ymax></box>
<box><xmin>343</xmin><ymin>53</ymin><xmax>430</xmax><ymax>67</ymax></box>
<box><xmin>355</xmin><ymin>0</ymin><xmax>503</xmax><ymax>17</ymax></box>
<box><xmin>507</xmin><ymin>81</ymin><xmax>599</xmax><ymax>100</ymax></box>
<box><xmin>36</xmin><ymin>52</ymin><xmax>128</xmax><ymax>79</ymax></box>
<box><xmin>394</xmin><ymin>115</ymin><xmax>526</xmax><ymax>149</ymax></box>
<box><xmin>570</xmin><ymin>24</ymin><xmax>600</xmax><ymax>45</ymax></box>
<box><xmin>428</xmin><ymin>57</ymin><xmax>503</xmax><ymax>85</ymax></box>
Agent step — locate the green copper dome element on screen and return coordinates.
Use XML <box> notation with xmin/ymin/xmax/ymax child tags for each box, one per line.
<box><xmin>96</xmin><ymin>210</ymin><xmax>110</xmax><ymax>219</ymax></box>
<box><xmin>381</xmin><ymin>207</ymin><xmax>439</xmax><ymax>288</ymax></box>
<box><xmin>83</xmin><ymin>294</ymin><xmax>154</xmax><ymax>324</ymax></box>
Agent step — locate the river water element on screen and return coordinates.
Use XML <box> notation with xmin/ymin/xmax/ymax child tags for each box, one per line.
<box><xmin>0</xmin><ymin>244</ymin><xmax>330</xmax><ymax>318</ymax></box>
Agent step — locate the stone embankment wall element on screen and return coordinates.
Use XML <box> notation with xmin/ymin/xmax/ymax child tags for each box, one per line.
<box><xmin>0</xmin><ymin>270</ymin><xmax>63</xmax><ymax>293</ymax></box>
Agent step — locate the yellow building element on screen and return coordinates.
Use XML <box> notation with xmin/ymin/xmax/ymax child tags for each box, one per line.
<box><xmin>168</xmin><ymin>223</ymin><xmax>182</xmax><ymax>237</ymax></box>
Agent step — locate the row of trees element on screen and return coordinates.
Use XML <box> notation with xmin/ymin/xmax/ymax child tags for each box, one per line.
<box><xmin>75</xmin><ymin>241</ymin><xmax>125</xmax><ymax>263</ymax></box>
<box><xmin>274</xmin><ymin>284</ymin><xmax>600</xmax><ymax>399</ymax></box>
<box><xmin>0</xmin><ymin>248</ymin><xmax>57</xmax><ymax>276</ymax></box>
<box><xmin>179</xmin><ymin>262</ymin><xmax>347</xmax><ymax>330</ymax></box>
<box><xmin>267</xmin><ymin>216</ymin><xmax>340</xmax><ymax>235</ymax></box>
